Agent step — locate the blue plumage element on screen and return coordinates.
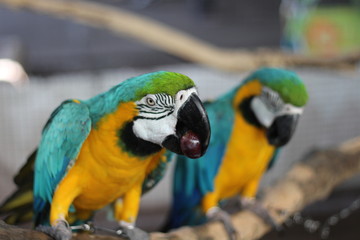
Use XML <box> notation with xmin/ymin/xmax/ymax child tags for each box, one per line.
<box><xmin>167</xmin><ymin>89</ymin><xmax>238</xmax><ymax>228</ymax></box>
<box><xmin>166</xmin><ymin>67</ymin><xmax>308</xmax><ymax>230</ymax></box>
<box><xmin>34</xmin><ymin>100</ymin><xmax>92</xmax><ymax>224</ymax></box>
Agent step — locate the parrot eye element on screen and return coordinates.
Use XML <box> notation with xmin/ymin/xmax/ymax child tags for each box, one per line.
<box><xmin>146</xmin><ymin>97</ymin><xmax>156</xmax><ymax>106</ymax></box>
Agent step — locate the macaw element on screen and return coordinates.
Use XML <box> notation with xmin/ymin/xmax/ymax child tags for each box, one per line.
<box><xmin>0</xmin><ymin>71</ymin><xmax>210</xmax><ymax>240</ymax></box>
<box><xmin>165</xmin><ymin>68</ymin><xmax>308</xmax><ymax>237</ymax></box>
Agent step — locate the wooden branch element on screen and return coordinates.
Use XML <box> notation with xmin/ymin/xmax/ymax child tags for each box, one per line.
<box><xmin>0</xmin><ymin>220</ymin><xmax>52</xmax><ymax>240</ymax></box>
<box><xmin>0</xmin><ymin>220</ymin><xmax>126</xmax><ymax>240</ymax></box>
<box><xmin>149</xmin><ymin>137</ymin><xmax>360</xmax><ymax>240</ymax></box>
<box><xmin>2</xmin><ymin>137</ymin><xmax>360</xmax><ymax>239</ymax></box>
<box><xmin>1</xmin><ymin>0</ymin><xmax>359</xmax><ymax>71</ymax></box>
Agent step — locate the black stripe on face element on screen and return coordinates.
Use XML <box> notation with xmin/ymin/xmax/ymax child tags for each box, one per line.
<box><xmin>134</xmin><ymin>110</ymin><xmax>174</xmax><ymax>121</ymax></box>
<box><xmin>139</xmin><ymin>109</ymin><xmax>171</xmax><ymax>114</ymax></box>
<box><xmin>260</xmin><ymin>87</ymin><xmax>284</xmax><ymax>112</ymax></box>
<box><xmin>137</xmin><ymin>104</ymin><xmax>163</xmax><ymax>111</ymax></box>
<box><xmin>136</xmin><ymin>94</ymin><xmax>175</xmax><ymax>120</ymax></box>
<box><xmin>158</xmin><ymin>94</ymin><xmax>166</xmax><ymax>105</ymax></box>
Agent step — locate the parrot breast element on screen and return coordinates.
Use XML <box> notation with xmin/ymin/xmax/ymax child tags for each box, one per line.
<box><xmin>54</xmin><ymin>102</ymin><xmax>164</xmax><ymax>211</ymax></box>
<box><xmin>213</xmin><ymin>80</ymin><xmax>276</xmax><ymax>199</ymax></box>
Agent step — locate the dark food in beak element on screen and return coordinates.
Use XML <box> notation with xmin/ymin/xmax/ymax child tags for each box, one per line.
<box><xmin>180</xmin><ymin>130</ymin><xmax>201</xmax><ymax>159</ymax></box>
<box><xmin>162</xmin><ymin>93</ymin><xmax>210</xmax><ymax>158</ymax></box>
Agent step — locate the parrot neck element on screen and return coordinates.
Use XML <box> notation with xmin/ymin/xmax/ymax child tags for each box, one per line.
<box><xmin>85</xmin><ymin>84</ymin><xmax>135</xmax><ymax>127</ymax></box>
<box><xmin>119</xmin><ymin>121</ymin><xmax>163</xmax><ymax>157</ymax></box>
<box><xmin>86</xmin><ymin>99</ymin><xmax>163</xmax><ymax>159</ymax></box>
<box><xmin>238</xmin><ymin>96</ymin><xmax>262</xmax><ymax>127</ymax></box>
<box><xmin>233</xmin><ymin>80</ymin><xmax>263</xmax><ymax>127</ymax></box>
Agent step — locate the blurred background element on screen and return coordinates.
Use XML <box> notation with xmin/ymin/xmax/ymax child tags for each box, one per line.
<box><xmin>0</xmin><ymin>0</ymin><xmax>360</xmax><ymax>239</ymax></box>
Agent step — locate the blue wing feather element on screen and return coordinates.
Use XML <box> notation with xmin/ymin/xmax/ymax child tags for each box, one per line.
<box><xmin>267</xmin><ymin>148</ymin><xmax>280</xmax><ymax>170</ymax></box>
<box><xmin>167</xmin><ymin>90</ymin><xmax>237</xmax><ymax>229</ymax></box>
<box><xmin>33</xmin><ymin>100</ymin><xmax>92</xmax><ymax>224</ymax></box>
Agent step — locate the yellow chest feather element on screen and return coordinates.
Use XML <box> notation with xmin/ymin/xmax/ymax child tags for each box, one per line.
<box><xmin>214</xmin><ymin>80</ymin><xmax>275</xmax><ymax>199</ymax></box>
<box><xmin>59</xmin><ymin>102</ymin><xmax>164</xmax><ymax>210</ymax></box>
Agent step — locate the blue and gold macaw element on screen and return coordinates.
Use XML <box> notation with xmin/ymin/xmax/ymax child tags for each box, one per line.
<box><xmin>0</xmin><ymin>71</ymin><xmax>210</xmax><ymax>240</ymax></box>
<box><xmin>165</xmin><ymin>68</ymin><xmax>308</xmax><ymax>237</ymax></box>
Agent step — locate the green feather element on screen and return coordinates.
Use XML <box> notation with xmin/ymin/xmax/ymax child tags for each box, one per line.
<box><xmin>132</xmin><ymin>71</ymin><xmax>195</xmax><ymax>100</ymax></box>
<box><xmin>244</xmin><ymin>67</ymin><xmax>309</xmax><ymax>107</ymax></box>
<box><xmin>85</xmin><ymin>71</ymin><xmax>195</xmax><ymax>127</ymax></box>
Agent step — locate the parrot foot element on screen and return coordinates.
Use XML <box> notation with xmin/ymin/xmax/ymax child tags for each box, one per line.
<box><xmin>36</xmin><ymin>220</ymin><xmax>72</xmax><ymax>240</ymax></box>
<box><xmin>240</xmin><ymin>197</ymin><xmax>283</xmax><ymax>232</ymax></box>
<box><xmin>116</xmin><ymin>221</ymin><xmax>149</xmax><ymax>240</ymax></box>
<box><xmin>207</xmin><ymin>207</ymin><xmax>238</xmax><ymax>240</ymax></box>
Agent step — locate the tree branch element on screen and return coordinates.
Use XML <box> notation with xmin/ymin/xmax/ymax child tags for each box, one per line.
<box><xmin>0</xmin><ymin>0</ymin><xmax>359</xmax><ymax>71</ymax></box>
<box><xmin>149</xmin><ymin>137</ymin><xmax>360</xmax><ymax>240</ymax></box>
<box><xmin>0</xmin><ymin>220</ymin><xmax>126</xmax><ymax>240</ymax></box>
<box><xmin>2</xmin><ymin>137</ymin><xmax>360</xmax><ymax>239</ymax></box>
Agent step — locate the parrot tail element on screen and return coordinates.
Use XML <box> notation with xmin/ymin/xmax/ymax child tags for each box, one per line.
<box><xmin>161</xmin><ymin>186</ymin><xmax>207</xmax><ymax>232</ymax></box>
<box><xmin>0</xmin><ymin>150</ymin><xmax>36</xmax><ymax>225</ymax></box>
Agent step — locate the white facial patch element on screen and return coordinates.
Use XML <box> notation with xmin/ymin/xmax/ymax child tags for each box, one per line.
<box><xmin>251</xmin><ymin>97</ymin><xmax>275</xmax><ymax>128</ymax></box>
<box><xmin>173</xmin><ymin>87</ymin><xmax>198</xmax><ymax>115</ymax></box>
<box><xmin>251</xmin><ymin>87</ymin><xmax>303</xmax><ymax>128</ymax></box>
<box><xmin>276</xmin><ymin>104</ymin><xmax>303</xmax><ymax>116</ymax></box>
<box><xmin>132</xmin><ymin>87</ymin><xmax>198</xmax><ymax>145</ymax></box>
<box><xmin>132</xmin><ymin>114</ymin><xmax>177</xmax><ymax>145</ymax></box>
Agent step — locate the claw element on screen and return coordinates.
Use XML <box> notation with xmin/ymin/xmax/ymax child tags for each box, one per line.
<box><xmin>116</xmin><ymin>226</ymin><xmax>149</xmax><ymax>240</ymax></box>
<box><xmin>117</xmin><ymin>221</ymin><xmax>149</xmax><ymax>240</ymax></box>
<box><xmin>36</xmin><ymin>220</ymin><xmax>72</xmax><ymax>240</ymax></box>
<box><xmin>240</xmin><ymin>197</ymin><xmax>283</xmax><ymax>232</ymax></box>
<box><xmin>207</xmin><ymin>207</ymin><xmax>238</xmax><ymax>240</ymax></box>
<box><xmin>70</xmin><ymin>222</ymin><xmax>95</xmax><ymax>233</ymax></box>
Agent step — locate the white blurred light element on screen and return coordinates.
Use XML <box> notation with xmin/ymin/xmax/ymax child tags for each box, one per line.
<box><xmin>0</xmin><ymin>58</ymin><xmax>28</xmax><ymax>88</ymax></box>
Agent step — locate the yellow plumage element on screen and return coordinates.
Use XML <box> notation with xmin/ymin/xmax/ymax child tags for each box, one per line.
<box><xmin>51</xmin><ymin>102</ymin><xmax>165</xmax><ymax>224</ymax></box>
<box><xmin>202</xmin><ymin>80</ymin><xmax>275</xmax><ymax>212</ymax></box>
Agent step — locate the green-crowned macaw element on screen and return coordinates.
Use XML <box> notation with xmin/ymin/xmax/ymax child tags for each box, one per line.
<box><xmin>165</xmin><ymin>68</ymin><xmax>308</xmax><ymax>237</ymax></box>
<box><xmin>0</xmin><ymin>71</ymin><xmax>210</xmax><ymax>240</ymax></box>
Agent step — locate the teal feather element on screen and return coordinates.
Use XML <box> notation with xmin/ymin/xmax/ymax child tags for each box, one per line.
<box><xmin>34</xmin><ymin>100</ymin><xmax>91</xmax><ymax>224</ymax></box>
<box><xmin>267</xmin><ymin>148</ymin><xmax>280</xmax><ymax>170</ymax></box>
<box><xmin>243</xmin><ymin>67</ymin><xmax>308</xmax><ymax>106</ymax></box>
<box><xmin>85</xmin><ymin>71</ymin><xmax>195</xmax><ymax>127</ymax></box>
<box><xmin>167</xmin><ymin>90</ymin><xmax>236</xmax><ymax>229</ymax></box>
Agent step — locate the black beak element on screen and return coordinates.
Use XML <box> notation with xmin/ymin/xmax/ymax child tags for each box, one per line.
<box><xmin>162</xmin><ymin>93</ymin><xmax>210</xmax><ymax>159</ymax></box>
<box><xmin>266</xmin><ymin>114</ymin><xmax>299</xmax><ymax>147</ymax></box>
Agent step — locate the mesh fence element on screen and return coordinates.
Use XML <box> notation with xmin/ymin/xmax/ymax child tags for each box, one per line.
<box><xmin>0</xmin><ymin>65</ymin><xmax>359</xmax><ymax>230</ymax></box>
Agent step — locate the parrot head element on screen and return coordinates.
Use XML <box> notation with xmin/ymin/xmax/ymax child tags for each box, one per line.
<box><xmin>113</xmin><ymin>71</ymin><xmax>211</xmax><ymax>159</ymax></box>
<box><xmin>239</xmin><ymin>68</ymin><xmax>308</xmax><ymax>147</ymax></box>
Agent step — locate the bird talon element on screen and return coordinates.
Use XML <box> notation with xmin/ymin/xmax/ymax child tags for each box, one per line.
<box><xmin>207</xmin><ymin>207</ymin><xmax>239</xmax><ymax>240</ymax></box>
<box><xmin>115</xmin><ymin>228</ymin><xmax>124</xmax><ymax>235</ymax></box>
<box><xmin>69</xmin><ymin>221</ymin><xmax>97</xmax><ymax>234</ymax></box>
<box><xmin>117</xmin><ymin>225</ymin><xmax>149</xmax><ymax>240</ymax></box>
<box><xmin>240</xmin><ymin>197</ymin><xmax>283</xmax><ymax>233</ymax></box>
<box><xmin>36</xmin><ymin>220</ymin><xmax>72</xmax><ymax>240</ymax></box>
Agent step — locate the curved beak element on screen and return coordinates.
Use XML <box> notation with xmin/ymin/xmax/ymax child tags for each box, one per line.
<box><xmin>266</xmin><ymin>114</ymin><xmax>299</xmax><ymax>147</ymax></box>
<box><xmin>162</xmin><ymin>93</ymin><xmax>210</xmax><ymax>159</ymax></box>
